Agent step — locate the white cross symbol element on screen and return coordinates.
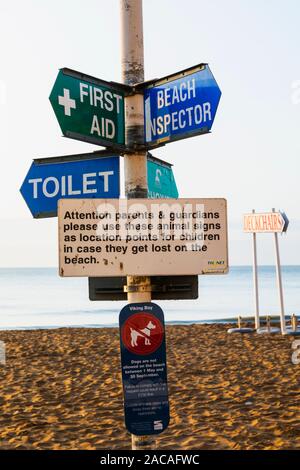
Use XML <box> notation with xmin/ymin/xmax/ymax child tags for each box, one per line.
<box><xmin>58</xmin><ymin>88</ymin><xmax>76</xmax><ymax>116</ymax></box>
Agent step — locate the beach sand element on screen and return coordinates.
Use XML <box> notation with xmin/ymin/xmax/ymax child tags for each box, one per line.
<box><xmin>0</xmin><ymin>324</ymin><xmax>299</xmax><ymax>450</ymax></box>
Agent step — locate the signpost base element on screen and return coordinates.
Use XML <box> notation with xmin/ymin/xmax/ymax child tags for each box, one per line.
<box><xmin>228</xmin><ymin>327</ymin><xmax>255</xmax><ymax>334</ymax></box>
<box><xmin>131</xmin><ymin>434</ymin><xmax>157</xmax><ymax>450</ymax></box>
<box><xmin>227</xmin><ymin>316</ymin><xmax>255</xmax><ymax>334</ymax></box>
<box><xmin>257</xmin><ymin>315</ymin><xmax>280</xmax><ymax>334</ymax></box>
<box><xmin>284</xmin><ymin>328</ymin><xmax>300</xmax><ymax>336</ymax></box>
<box><xmin>125</xmin><ymin>277</ymin><xmax>158</xmax><ymax>450</ymax></box>
<box><xmin>284</xmin><ymin>314</ymin><xmax>300</xmax><ymax>335</ymax></box>
<box><xmin>257</xmin><ymin>327</ymin><xmax>280</xmax><ymax>335</ymax></box>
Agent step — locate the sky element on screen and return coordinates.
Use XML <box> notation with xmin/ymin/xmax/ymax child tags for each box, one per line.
<box><xmin>0</xmin><ymin>0</ymin><xmax>300</xmax><ymax>267</ymax></box>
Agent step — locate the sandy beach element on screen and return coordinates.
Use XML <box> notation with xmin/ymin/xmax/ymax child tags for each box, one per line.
<box><xmin>0</xmin><ymin>324</ymin><xmax>299</xmax><ymax>450</ymax></box>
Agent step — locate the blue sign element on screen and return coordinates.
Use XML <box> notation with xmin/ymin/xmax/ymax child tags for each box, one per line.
<box><xmin>144</xmin><ymin>64</ymin><xmax>221</xmax><ymax>146</ymax></box>
<box><xmin>20</xmin><ymin>155</ymin><xmax>120</xmax><ymax>218</ymax></box>
<box><xmin>147</xmin><ymin>156</ymin><xmax>178</xmax><ymax>199</ymax></box>
<box><xmin>119</xmin><ymin>303</ymin><xmax>170</xmax><ymax>436</ymax></box>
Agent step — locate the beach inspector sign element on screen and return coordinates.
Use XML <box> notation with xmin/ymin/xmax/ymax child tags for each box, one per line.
<box><xmin>57</xmin><ymin>198</ymin><xmax>228</xmax><ymax>277</ymax></box>
<box><xmin>119</xmin><ymin>302</ymin><xmax>169</xmax><ymax>435</ymax></box>
<box><xmin>143</xmin><ymin>63</ymin><xmax>221</xmax><ymax>147</ymax></box>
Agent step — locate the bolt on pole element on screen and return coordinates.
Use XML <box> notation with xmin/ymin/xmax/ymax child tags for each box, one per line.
<box><xmin>120</xmin><ymin>0</ymin><xmax>155</xmax><ymax>450</ymax></box>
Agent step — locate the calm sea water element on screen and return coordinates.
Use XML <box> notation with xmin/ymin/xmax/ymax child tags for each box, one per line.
<box><xmin>0</xmin><ymin>266</ymin><xmax>299</xmax><ymax>329</ymax></box>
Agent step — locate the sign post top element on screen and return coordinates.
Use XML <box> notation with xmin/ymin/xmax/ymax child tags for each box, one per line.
<box><xmin>49</xmin><ymin>63</ymin><xmax>221</xmax><ymax>151</ymax></box>
<box><xmin>49</xmin><ymin>68</ymin><xmax>127</xmax><ymax>150</ymax></box>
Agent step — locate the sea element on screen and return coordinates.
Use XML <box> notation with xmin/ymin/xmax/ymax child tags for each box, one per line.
<box><xmin>0</xmin><ymin>266</ymin><xmax>299</xmax><ymax>330</ymax></box>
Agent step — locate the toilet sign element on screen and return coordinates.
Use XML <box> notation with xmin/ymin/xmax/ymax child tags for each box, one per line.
<box><xmin>119</xmin><ymin>303</ymin><xmax>169</xmax><ymax>436</ymax></box>
<box><xmin>49</xmin><ymin>68</ymin><xmax>127</xmax><ymax>149</ymax></box>
<box><xmin>20</xmin><ymin>154</ymin><xmax>120</xmax><ymax>218</ymax></box>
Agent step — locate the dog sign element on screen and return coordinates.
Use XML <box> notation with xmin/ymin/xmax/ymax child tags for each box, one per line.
<box><xmin>119</xmin><ymin>303</ymin><xmax>170</xmax><ymax>435</ymax></box>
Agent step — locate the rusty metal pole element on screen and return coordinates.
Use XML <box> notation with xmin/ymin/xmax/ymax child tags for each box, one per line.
<box><xmin>272</xmin><ymin>208</ymin><xmax>287</xmax><ymax>335</ymax></box>
<box><xmin>251</xmin><ymin>209</ymin><xmax>260</xmax><ymax>330</ymax></box>
<box><xmin>120</xmin><ymin>0</ymin><xmax>155</xmax><ymax>450</ymax></box>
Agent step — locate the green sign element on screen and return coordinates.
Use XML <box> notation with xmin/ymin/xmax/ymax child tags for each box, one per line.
<box><xmin>49</xmin><ymin>68</ymin><xmax>126</xmax><ymax>149</ymax></box>
<box><xmin>147</xmin><ymin>155</ymin><xmax>178</xmax><ymax>198</ymax></box>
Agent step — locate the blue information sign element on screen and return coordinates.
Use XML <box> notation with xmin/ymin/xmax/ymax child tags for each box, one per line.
<box><xmin>144</xmin><ymin>64</ymin><xmax>221</xmax><ymax>146</ymax></box>
<box><xmin>119</xmin><ymin>303</ymin><xmax>170</xmax><ymax>436</ymax></box>
<box><xmin>20</xmin><ymin>155</ymin><xmax>120</xmax><ymax>218</ymax></box>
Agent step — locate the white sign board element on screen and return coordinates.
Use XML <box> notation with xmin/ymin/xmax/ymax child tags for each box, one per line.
<box><xmin>243</xmin><ymin>212</ymin><xmax>288</xmax><ymax>233</ymax></box>
<box><xmin>58</xmin><ymin>198</ymin><xmax>228</xmax><ymax>277</ymax></box>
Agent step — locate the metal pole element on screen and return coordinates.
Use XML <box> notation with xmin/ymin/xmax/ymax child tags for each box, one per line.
<box><xmin>120</xmin><ymin>0</ymin><xmax>155</xmax><ymax>450</ymax></box>
<box><xmin>272</xmin><ymin>208</ymin><xmax>287</xmax><ymax>334</ymax></box>
<box><xmin>252</xmin><ymin>209</ymin><xmax>260</xmax><ymax>330</ymax></box>
<box><xmin>266</xmin><ymin>315</ymin><xmax>271</xmax><ymax>332</ymax></box>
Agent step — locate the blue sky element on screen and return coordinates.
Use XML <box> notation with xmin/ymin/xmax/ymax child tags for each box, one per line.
<box><xmin>0</xmin><ymin>0</ymin><xmax>299</xmax><ymax>266</ymax></box>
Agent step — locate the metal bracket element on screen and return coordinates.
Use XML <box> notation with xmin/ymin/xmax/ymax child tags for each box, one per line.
<box><xmin>124</xmin><ymin>285</ymin><xmax>152</xmax><ymax>293</ymax></box>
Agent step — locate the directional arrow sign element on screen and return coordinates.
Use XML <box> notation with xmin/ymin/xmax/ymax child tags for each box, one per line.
<box><xmin>280</xmin><ymin>212</ymin><xmax>289</xmax><ymax>233</ymax></box>
<box><xmin>243</xmin><ymin>211</ymin><xmax>289</xmax><ymax>233</ymax></box>
<box><xmin>147</xmin><ymin>154</ymin><xmax>178</xmax><ymax>199</ymax></box>
<box><xmin>143</xmin><ymin>63</ymin><xmax>221</xmax><ymax>147</ymax></box>
<box><xmin>20</xmin><ymin>153</ymin><xmax>120</xmax><ymax>218</ymax></box>
<box><xmin>49</xmin><ymin>68</ymin><xmax>127</xmax><ymax>149</ymax></box>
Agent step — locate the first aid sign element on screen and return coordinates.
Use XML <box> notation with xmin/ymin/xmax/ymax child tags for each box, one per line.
<box><xmin>49</xmin><ymin>68</ymin><xmax>126</xmax><ymax>149</ymax></box>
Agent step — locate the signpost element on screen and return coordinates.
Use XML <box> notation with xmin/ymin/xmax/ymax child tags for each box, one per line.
<box><xmin>119</xmin><ymin>302</ymin><xmax>169</xmax><ymax>436</ymax></box>
<box><xmin>251</xmin><ymin>210</ymin><xmax>260</xmax><ymax>330</ymax></box>
<box><xmin>58</xmin><ymin>197</ymin><xmax>228</xmax><ymax>277</ymax></box>
<box><xmin>143</xmin><ymin>64</ymin><xmax>221</xmax><ymax>147</ymax></box>
<box><xmin>20</xmin><ymin>151</ymin><xmax>178</xmax><ymax>218</ymax></box>
<box><xmin>21</xmin><ymin>0</ymin><xmax>224</xmax><ymax>450</ymax></box>
<box><xmin>243</xmin><ymin>211</ymin><xmax>289</xmax><ymax>233</ymax></box>
<box><xmin>87</xmin><ymin>155</ymin><xmax>181</xmax><ymax>302</ymax></box>
<box><xmin>243</xmin><ymin>209</ymin><xmax>289</xmax><ymax>335</ymax></box>
<box><xmin>20</xmin><ymin>153</ymin><xmax>120</xmax><ymax>218</ymax></box>
<box><xmin>147</xmin><ymin>154</ymin><xmax>178</xmax><ymax>199</ymax></box>
<box><xmin>49</xmin><ymin>68</ymin><xmax>128</xmax><ymax>149</ymax></box>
